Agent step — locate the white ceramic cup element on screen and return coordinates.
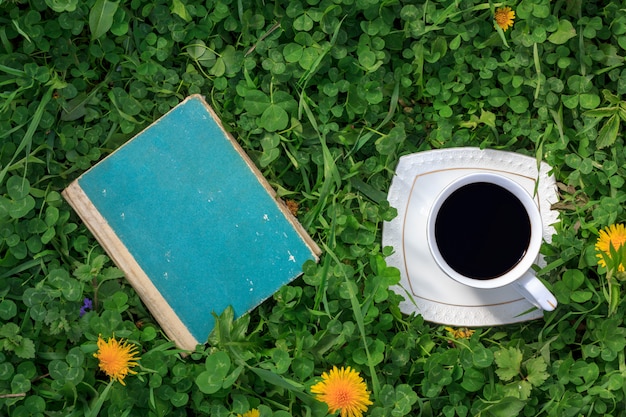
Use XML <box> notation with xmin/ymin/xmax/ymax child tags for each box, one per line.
<box><xmin>426</xmin><ymin>172</ymin><xmax>557</xmax><ymax>311</ymax></box>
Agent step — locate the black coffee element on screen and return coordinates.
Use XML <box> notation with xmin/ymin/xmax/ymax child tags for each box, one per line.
<box><xmin>434</xmin><ymin>182</ymin><xmax>531</xmax><ymax>280</ymax></box>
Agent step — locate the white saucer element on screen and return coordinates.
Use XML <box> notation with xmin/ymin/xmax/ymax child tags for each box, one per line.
<box><xmin>383</xmin><ymin>148</ymin><xmax>559</xmax><ymax>326</ymax></box>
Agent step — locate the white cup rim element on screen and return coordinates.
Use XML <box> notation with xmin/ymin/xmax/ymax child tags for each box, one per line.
<box><xmin>427</xmin><ymin>172</ymin><xmax>543</xmax><ymax>289</ymax></box>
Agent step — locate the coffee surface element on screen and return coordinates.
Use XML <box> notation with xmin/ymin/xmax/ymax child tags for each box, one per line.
<box><xmin>434</xmin><ymin>182</ymin><xmax>531</xmax><ymax>280</ymax></box>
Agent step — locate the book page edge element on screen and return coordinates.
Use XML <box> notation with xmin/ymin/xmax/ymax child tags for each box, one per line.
<box><xmin>62</xmin><ymin>180</ymin><xmax>200</xmax><ymax>352</ymax></box>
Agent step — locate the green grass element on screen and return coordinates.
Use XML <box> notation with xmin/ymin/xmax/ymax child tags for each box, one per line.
<box><xmin>1</xmin><ymin>0</ymin><xmax>626</xmax><ymax>416</ymax></box>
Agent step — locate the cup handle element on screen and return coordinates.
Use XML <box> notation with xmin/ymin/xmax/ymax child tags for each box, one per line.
<box><xmin>513</xmin><ymin>271</ymin><xmax>557</xmax><ymax>311</ymax></box>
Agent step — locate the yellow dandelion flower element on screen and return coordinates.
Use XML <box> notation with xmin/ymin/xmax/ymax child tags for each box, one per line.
<box><xmin>494</xmin><ymin>6</ymin><xmax>515</xmax><ymax>31</ymax></box>
<box><xmin>311</xmin><ymin>366</ymin><xmax>373</xmax><ymax>417</ymax></box>
<box><xmin>445</xmin><ymin>327</ymin><xmax>475</xmax><ymax>339</ymax></box>
<box><xmin>237</xmin><ymin>409</ymin><xmax>260</xmax><ymax>417</ymax></box>
<box><xmin>596</xmin><ymin>223</ymin><xmax>626</xmax><ymax>271</ymax></box>
<box><xmin>93</xmin><ymin>335</ymin><xmax>140</xmax><ymax>385</ymax></box>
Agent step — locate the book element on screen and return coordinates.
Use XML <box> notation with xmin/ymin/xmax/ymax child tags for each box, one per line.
<box><xmin>63</xmin><ymin>94</ymin><xmax>321</xmax><ymax>351</ymax></box>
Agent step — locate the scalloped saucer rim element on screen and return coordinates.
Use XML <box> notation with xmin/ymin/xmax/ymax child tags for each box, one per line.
<box><xmin>383</xmin><ymin>147</ymin><xmax>559</xmax><ymax>326</ymax></box>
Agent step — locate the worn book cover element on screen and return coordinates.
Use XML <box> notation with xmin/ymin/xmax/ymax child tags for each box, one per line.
<box><xmin>63</xmin><ymin>94</ymin><xmax>321</xmax><ymax>351</ymax></box>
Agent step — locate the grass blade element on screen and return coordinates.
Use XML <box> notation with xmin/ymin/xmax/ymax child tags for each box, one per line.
<box><xmin>89</xmin><ymin>0</ymin><xmax>119</xmax><ymax>40</ymax></box>
<box><xmin>321</xmin><ymin>241</ymin><xmax>381</xmax><ymax>399</ymax></box>
<box><xmin>0</xmin><ymin>77</ymin><xmax>65</xmax><ymax>187</ymax></box>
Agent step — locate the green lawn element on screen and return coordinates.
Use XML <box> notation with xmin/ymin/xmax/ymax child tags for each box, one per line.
<box><xmin>1</xmin><ymin>0</ymin><xmax>626</xmax><ymax>416</ymax></box>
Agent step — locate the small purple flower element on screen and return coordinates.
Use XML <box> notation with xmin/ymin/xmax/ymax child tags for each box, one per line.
<box><xmin>80</xmin><ymin>298</ymin><xmax>93</xmax><ymax>317</ymax></box>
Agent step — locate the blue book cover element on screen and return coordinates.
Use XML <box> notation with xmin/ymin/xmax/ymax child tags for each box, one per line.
<box><xmin>63</xmin><ymin>95</ymin><xmax>320</xmax><ymax>351</ymax></box>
